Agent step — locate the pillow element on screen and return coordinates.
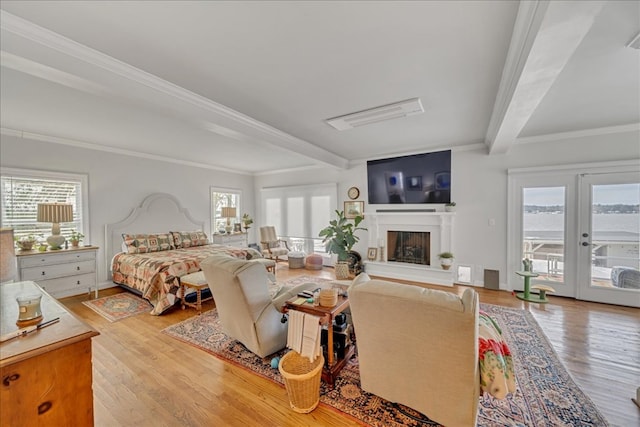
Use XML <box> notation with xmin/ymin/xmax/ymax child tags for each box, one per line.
<box><xmin>352</xmin><ymin>272</ymin><xmax>371</xmax><ymax>286</ymax></box>
<box><xmin>122</xmin><ymin>233</ymin><xmax>173</xmax><ymax>254</ymax></box>
<box><xmin>171</xmin><ymin>231</ymin><xmax>208</xmax><ymax>248</ymax></box>
<box><xmin>245</xmin><ymin>247</ymin><xmax>263</xmax><ymax>260</ymax></box>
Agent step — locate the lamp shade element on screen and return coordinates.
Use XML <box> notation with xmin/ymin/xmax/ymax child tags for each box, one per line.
<box><xmin>37</xmin><ymin>203</ymin><xmax>73</xmax><ymax>223</ymax></box>
<box><xmin>221</xmin><ymin>207</ymin><xmax>237</xmax><ymax>218</ymax></box>
<box><xmin>0</xmin><ymin>228</ymin><xmax>17</xmax><ymax>283</ymax></box>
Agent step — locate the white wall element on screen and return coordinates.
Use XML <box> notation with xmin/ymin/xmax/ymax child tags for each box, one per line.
<box><xmin>0</xmin><ymin>134</ymin><xmax>256</xmax><ymax>286</ymax></box>
<box><xmin>255</xmin><ymin>130</ymin><xmax>640</xmax><ymax>288</ymax></box>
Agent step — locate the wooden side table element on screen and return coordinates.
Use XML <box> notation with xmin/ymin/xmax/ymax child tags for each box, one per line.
<box><xmin>284</xmin><ymin>295</ymin><xmax>355</xmax><ymax>387</ymax></box>
<box><xmin>1</xmin><ymin>281</ymin><xmax>100</xmax><ymax>426</ymax></box>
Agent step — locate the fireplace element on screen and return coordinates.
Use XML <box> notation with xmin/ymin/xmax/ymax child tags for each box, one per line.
<box><xmin>364</xmin><ymin>211</ymin><xmax>455</xmax><ymax>286</ymax></box>
<box><xmin>387</xmin><ymin>231</ymin><xmax>430</xmax><ymax>265</ymax></box>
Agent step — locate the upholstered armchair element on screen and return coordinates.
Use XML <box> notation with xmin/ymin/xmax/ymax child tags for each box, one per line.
<box><xmin>349</xmin><ymin>278</ymin><xmax>480</xmax><ymax>427</ymax></box>
<box><xmin>259</xmin><ymin>226</ymin><xmax>290</xmax><ymax>262</ymax></box>
<box><xmin>200</xmin><ymin>253</ymin><xmax>316</xmax><ymax>358</ymax></box>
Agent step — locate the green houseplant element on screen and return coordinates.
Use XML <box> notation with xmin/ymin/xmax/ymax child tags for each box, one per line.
<box><xmin>438</xmin><ymin>251</ymin><xmax>454</xmax><ymax>270</ymax></box>
<box><xmin>241</xmin><ymin>213</ymin><xmax>253</xmax><ymax>231</ymax></box>
<box><xmin>445</xmin><ymin>202</ymin><xmax>456</xmax><ymax>212</ymax></box>
<box><xmin>319</xmin><ymin>210</ymin><xmax>367</xmax><ymax>279</ymax></box>
<box><xmin>69</xmin><ymin>231</ymin><xmax>84</xmax><ymax>247</ymax></box>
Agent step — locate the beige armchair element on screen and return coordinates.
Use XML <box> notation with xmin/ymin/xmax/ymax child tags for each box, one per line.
<box><xmin>349</xmin><ymin>278</ymin><xmax>479</xmax><ymax>427</ymax></box>
<box><xmin>200</xmin><ymin>253</ymin><xmax>316</xmax><ymax>358</ymax></box>
<box><xmin>259</xmin><ymin>226</ymin><xmax>290</xmax><ymax>262</ymax></box>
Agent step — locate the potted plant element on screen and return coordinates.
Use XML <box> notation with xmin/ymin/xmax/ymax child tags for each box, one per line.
<box><xmin>445</xmin><ymin>202</ymin><xmax>456</xmax><ymax>212</ymax></box>
<box><xmin>319</xmin><ymin>210</ymin><xmax>367</xmax><ymax>279</ymax></box>
<box><xmin>242</xmin><ymin>213</ymin><xmax>253</xmax><ymax>232</ymax></box>
<box><xmin>15</xmin><ymin>235</ymin><xmax>37</xmax><ymax>251</ymax></box>
<box><xmin>69</xmin><ymin>231</ymin><xmax>84</xmax><ymax>247</ymax></box>
<box><xmin>438</xmin><ymin>251</ymin><xmax>454</xmax><ymax>270</ymax></box>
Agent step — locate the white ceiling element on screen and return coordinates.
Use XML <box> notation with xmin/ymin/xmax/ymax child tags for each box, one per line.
<box><xmin>1</xmin><ymin>1</ymin><xmax>638</xmax><ymax>175</ymax></box>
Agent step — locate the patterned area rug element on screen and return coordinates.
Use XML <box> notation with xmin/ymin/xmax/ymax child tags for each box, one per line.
<box><xmin>82</xmin><ymin>292</ymin><xmax>152</xmax><ymax>322</ymax></box>
<box><xmin>162</xmin><ymin>285</ymin><xmax>608</xmax><ymax>426</ymax></box>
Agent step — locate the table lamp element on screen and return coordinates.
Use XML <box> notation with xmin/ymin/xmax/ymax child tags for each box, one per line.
<box><xmin>37</xmin><ymin>203</ymin><xmax>73</xmax><ymax>250</ymax></box>
<box><xmin>221</xmin><ymin>206</ymin><xmax>237</xmax><ymax>234</ymax></box>
<box><xmin>0</xmin><ymin>228</ymin><xmax>17</xmax><ymax>283</ymax></box>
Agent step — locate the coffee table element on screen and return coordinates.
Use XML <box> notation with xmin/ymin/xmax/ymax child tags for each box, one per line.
<box><xmin>284</xmin><ymin>295</ymin><xmax>355</xmax><ymax>387</ymax></box>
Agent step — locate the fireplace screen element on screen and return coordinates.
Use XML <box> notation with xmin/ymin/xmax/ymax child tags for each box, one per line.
<box><xmin>387</xmin><ymin>231</ymin><xmax>430</xmax><ymax>265</ymax></box>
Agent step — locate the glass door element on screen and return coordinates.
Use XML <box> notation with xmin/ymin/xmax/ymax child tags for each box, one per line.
<box><xmin>577</xmin><ymin>173</ymin><xmax>640</xmax><ymax>307</ymax></box>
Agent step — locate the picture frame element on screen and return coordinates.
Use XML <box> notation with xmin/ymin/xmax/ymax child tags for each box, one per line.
<box><xmin>233</xmin><ymin>223</ymin><xmax>242</xmax><ymax>233</ymax></box>
<box><xmin>406</xmin><ymin>176</ymin><xmax>422</xmax><ymax>190</ymax></box>
<box><xmin>344</xmin><ymin>201</ymin><xmax>364</xmax><ymax>219</ymax></box>
<box><xmin>367</xmin><ymin>247</ymin><xmax>378</xmax><ymax>261</ymax></box>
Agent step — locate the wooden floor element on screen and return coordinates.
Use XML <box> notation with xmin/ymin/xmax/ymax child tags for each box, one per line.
<box><xmin>61</xmin><ymin>266</ymin><xmax>640</xmax><ymax>427</ymax></box>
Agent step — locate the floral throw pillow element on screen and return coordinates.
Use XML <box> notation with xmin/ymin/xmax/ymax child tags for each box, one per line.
<box><xmin>478</xmin><ymin>310</ymin><xmax>516</xmax><ymax>399</ymax></box>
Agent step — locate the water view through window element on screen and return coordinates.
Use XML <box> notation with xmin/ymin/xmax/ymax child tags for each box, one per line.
<box><xmin>523</xmin><ymin>187</ymin><xmax>566</xmax><ymax>282</ymax></box>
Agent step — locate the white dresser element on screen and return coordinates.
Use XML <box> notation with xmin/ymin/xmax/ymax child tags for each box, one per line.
<box><xmin>211</xmin><ymin>233</ymin><xmax>248</xmax><ymax>247</ymax></box>
<box><xmin>16</xmin><ymin>246</ymin><xmax>99</xmax><ymax>298</ymax></box>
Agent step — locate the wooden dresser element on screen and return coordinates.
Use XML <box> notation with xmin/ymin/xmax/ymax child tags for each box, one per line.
<box><xmin>0</xmin><ymin>281</ymin><xmax>99</xmax><ymax>426</ymax></box>
<box><xmin>211</xmin><ymin>233</ymin><xmax>248</xmax><ymax>247</ymax></box>
<box><xmin>16</xmin><ymin>246</ymin><xmax>99</xmax><ymax>299</ymax></box>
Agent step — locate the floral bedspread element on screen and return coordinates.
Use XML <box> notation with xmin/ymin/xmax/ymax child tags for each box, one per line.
<box><xmin>479</xmin><ymin>310</ymin><xmax>516</xmax><ymax>399</ymax></box>
<box><xmin>112</xmin><ymin>244</ymin><xmax>250</xmax><ymax>315</ymax></box>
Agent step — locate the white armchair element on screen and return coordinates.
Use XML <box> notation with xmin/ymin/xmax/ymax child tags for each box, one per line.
<box><xmin>259</xmin><ymin>226</ymin><xmax>290</xmax><ymax>262</ymax></box>
<box><xmin>349</xmin><ymin>278</ymin><xmax>480</xmax><ymax>427</ymax></box>
<box><xmin>200</xmin><ymin>253</ymin><xmax>316</xmax><ymax>358</ymax></box>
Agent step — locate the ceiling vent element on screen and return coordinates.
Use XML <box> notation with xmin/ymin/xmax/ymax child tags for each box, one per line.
<box><xmin>626</xmin><ymin>31</ymin><xmax>640</xmax><ymax>49</ymax></box>
<box><xmin>326</xmin><ymin>98</ymin><xmax>424</xmax><ymax>131</ymax></box>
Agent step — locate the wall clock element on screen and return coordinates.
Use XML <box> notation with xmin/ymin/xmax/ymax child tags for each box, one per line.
<box><xmin>348</xmin><ymin>186</ymin><xmax>360</xmax><ymax>200</ymax></box>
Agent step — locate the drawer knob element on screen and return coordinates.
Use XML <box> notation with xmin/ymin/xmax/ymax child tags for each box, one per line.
<box><xmin>76</xmin><ymin>266</ymin><xmax>81</xmax><ymax>271</ymax></box>
<box><xmin>41</xmin><ymin>271</ymin><xmax>46</xmax><ymax>276</ymax></box>
<box><xmin>38</xmin><ymin>401</ymin><xmax>52</xmax><ymax>415</ymax></box>
<box><xmin>2</xmin><ymin>373</ymin><xmax>20</xmax><ymax>386</ymax></box>
<box><xmin>77</xmin><ymin>280</ymin><xmax>81</xmax><ymax>285</ymax></box>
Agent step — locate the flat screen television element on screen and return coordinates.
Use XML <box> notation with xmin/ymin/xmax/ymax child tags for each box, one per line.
<box><xmin>367</xmin><ymin>150</ymin><xmax>451</xmax><ymax>204</ymax></box>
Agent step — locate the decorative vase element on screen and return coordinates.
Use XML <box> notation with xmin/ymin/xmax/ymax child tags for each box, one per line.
<box><xmin>71</xmin><ymin>240</ymin><xmax>80</xmax><ymax>248</ymax></box>
<box><xmin>335</xmin><ymin>261</ymin><xmax>350</xmax><ymax>280</ymax></box>
<box><xmin>440</xmin><ymin>258</ymin><xmax>453</xmax><ymax>270</ymax></box>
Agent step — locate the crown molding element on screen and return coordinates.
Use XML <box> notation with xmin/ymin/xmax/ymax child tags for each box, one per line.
<box><xmin>0</xmin><ymin>11</ymin><xmax>348</xmax><ymax>170</ymax></box>
<box><xmin>0</xmin><ymin>127</ymin><xmax>252</xmax><ymax>176</ymax></box>
<box><xmin>515</xmin><ymin>123</ymin><xmax>640</xmax><ymax>145</ymax></box>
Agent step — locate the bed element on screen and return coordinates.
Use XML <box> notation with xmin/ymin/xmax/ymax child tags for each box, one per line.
<box><xmin>106</xmin><ymin>193</ymin><xmax>253</xmax><ymax>315</ymax></box>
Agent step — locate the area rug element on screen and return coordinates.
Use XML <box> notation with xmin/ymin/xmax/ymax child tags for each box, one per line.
<box><xmin>82</xmin><ymin>292</ymin><xmax>152</xmax><ymax>322</ymax></box>
<box><xmin>162</xmin><ymin>300</ymin><xmax>608</xmax><ymax>426</ymax></box>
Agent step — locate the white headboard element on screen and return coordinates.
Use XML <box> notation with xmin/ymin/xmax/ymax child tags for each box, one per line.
<box><xmin>104</xmin><ymin>193</ymin><xmax>205</xmax><ymax>279</ymax></box>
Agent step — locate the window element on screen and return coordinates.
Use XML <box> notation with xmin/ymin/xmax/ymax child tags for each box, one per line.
<box><xmin>1</xmin><ymin>168</ymin><xmax>89</xmax><ymax>241</ymax></box>
<box><xmin>211</xmin><ymin>188</ymin><xmax>241</xmax><ymax>234</ymax></box>
<box><xmin>260</xmin><ymin>183</ymin><xmax>337</xmax><ymax>253</ymax></box>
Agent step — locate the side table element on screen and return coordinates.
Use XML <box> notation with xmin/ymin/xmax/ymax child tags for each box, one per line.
<box><xmin>515</xmin><ymin>270</ymin><xmax>547</xmax><ymax>303</ymax></box>
<box><xmin>284</xmin><ymin>295</ymin><xmax>355</xmax><ymax>387</ymax></box>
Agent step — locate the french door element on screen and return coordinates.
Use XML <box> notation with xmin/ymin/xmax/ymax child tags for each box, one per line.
<box><xmin>576</xmin><ymin>172</ymin><xmax>640</xmax><ymax>307</ymax></box>
<box><xmin>508</xmin><ymin>162</ymin><xmax>640</xmax><ymax>307</ymax></box>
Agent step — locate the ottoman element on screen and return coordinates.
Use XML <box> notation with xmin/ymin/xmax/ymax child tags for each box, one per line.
<box><xmin>288</xmin><ymin>252</ymin><xmax>306</xmax><ymax>269</ymax></box>
<box><xmin>305</xmin><ymin>253</ymin><xmax>323</xmax><ymax>270</ymax></box>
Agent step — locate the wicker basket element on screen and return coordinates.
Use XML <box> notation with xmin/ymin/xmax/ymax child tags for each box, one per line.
<box><xmin>319</xmin><ymin>288</ymin><xmax>338</xmax><ymax>307</ymax></box>
<box><xmin>278</xmin><ymin>351</ymin><xmax>324</xmax><ymax>413</ymax></box>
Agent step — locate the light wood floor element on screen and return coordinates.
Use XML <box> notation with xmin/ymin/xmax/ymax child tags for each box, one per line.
<box><xmin>61</xmin><ymin>266</ymin><xmax>640</xmax><ymax>427</ymax></box>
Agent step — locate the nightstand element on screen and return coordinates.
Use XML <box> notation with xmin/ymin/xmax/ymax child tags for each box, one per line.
<box><xmin>16</xmin><ymin>246</ymin><xmax>99</xmax><ymax>299</ymax></box>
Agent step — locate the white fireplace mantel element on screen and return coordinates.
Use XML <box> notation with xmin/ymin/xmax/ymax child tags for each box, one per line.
<box><xmin>363</xmin><ymin>211</ymin><xmax>455</xmax><ymax>286</ymax></box>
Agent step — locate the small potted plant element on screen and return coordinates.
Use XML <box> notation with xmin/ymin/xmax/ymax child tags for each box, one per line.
<box><xmin>69</xmin><ymin>231</ymin><xmax>84</xmax><ymax>247</ymax></box>
<box><xmin>445</xmin><ymin>202</ymin><xmax>456</xmax><ymax>212</ymax></box>
<box><xmin>319</xmin><ymin>210</ymin><xmax>367</xmax><ymax>279</ymax></box>
<box><xmin>242</xmin><ymin>213</ymin><xmax>253</xmax><ymax>232</ymax></box>
<box><xmin>438</xmin><ymin>252</ymin><xmax>455</xmax><ymax>270</ymax></box>
<box><xmin>15</xmin><ymin>235</ymin><xmax>37</xmax><ymax>251</ymax></box>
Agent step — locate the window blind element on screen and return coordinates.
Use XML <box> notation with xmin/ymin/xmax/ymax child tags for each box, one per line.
<box><xmin>1</xmin><ymin>170</ymin><xmax>85</xmax><ymax>241</ymax></box>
